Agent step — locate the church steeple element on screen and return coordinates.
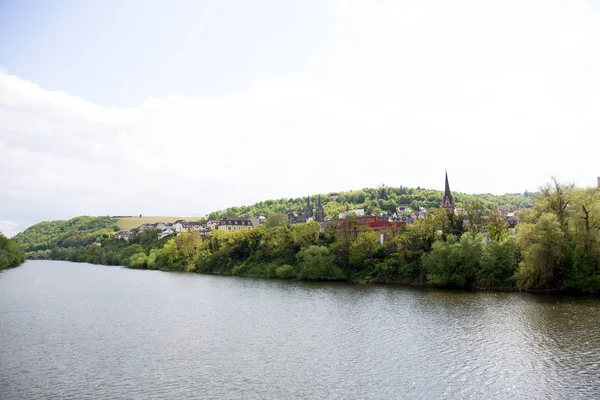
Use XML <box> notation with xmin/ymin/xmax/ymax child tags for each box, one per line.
<box><xmin>315</xmin><ymin>194</ymin><xmax>325</xmax><ymax>222</ymax></box>
<box><xmin>305</xmin><ymin>195</ymin><xmax>313</xmax><ymax>218</ymax></box>
<box><xmin>443</xmin><ymin>170</ymin><xmax>455</xmax><ymax>215</ymax></box>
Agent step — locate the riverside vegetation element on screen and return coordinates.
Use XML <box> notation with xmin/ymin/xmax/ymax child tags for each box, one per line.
<box><xmin>0</xmin><ymin>233</ymin><xmax>26</xmax><ymax>270</ymax></box>
<box><xmin>13</xmin><ymin>181</ymin><xmax>600</xmax><ymax>293</ymax></box>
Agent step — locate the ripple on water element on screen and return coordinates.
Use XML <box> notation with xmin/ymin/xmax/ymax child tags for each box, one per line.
<box><xmin>1</xmin><ymin>261</ymin><xmax>600</xmax><ymax>399</ymax></box>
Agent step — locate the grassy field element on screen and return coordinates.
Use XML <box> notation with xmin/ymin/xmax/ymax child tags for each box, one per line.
<box><xmin>116</xmin><ymin>216</ymin><xmax>202</xmax><ymax>231</ymax></box>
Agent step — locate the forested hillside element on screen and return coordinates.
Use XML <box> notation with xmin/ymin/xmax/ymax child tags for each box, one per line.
<box><xmin>13</xmin><ymin>216</ymin><xmax>119</xmax><ymax>252</ymax></box>
<box><xmin>207</xmin><ymin>186</ymin><xmax>535</xmax><ymax>220</ymax></box>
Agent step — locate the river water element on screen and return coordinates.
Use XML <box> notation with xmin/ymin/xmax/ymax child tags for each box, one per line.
<box><xmin>1</xmin><ymin>261</ymin><xmax>599</xmax><ymax>399</ymax></box>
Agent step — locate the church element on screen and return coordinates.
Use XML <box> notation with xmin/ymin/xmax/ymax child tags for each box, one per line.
<box><xmin>442</xmin><ymin>170</ymin><xmax>455</xmax><ymax>215</ymax></box>
<box><xmin>287</xmin><ymin>195</ymin><xmax>326</xmax><ymax>224</ymax></box>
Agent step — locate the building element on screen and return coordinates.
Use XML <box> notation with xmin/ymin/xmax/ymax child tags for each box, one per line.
<box><xmin>315</xmin><ymin>195</ymin><xmax>326</xmax><ymax>222</ymax></box>
<box><xmin>187</xmin><ymin>221</ymin><xmax>203</xmax><ymax>231</ymax></box>
<box><xmin>288</xmin><ymin>196</ymin><xmax>314</xmax><ymax>224</ymax></box>
<box><xmin>397</xmin><ymin>204</ymin><xmax>410</xmax><ymax>214</ymax></box>
<box><xmin>207</xmin><ymin>220</ymin><xmax>220</xmax><ymax>230</ymax></box>
<box><xmin>442</xmin><ymin>170</ymin><xmax>455</xmax><ymax>215</ymax></box>
<box><xmin>245</xmin><ymin>215</ymin><xmax>260</xmax><ymax>227</ymax></box>
<box><xmin>337</xmin><ymin>215</ymin><xmax>406</xmax><ymax>244</ymax></box>
<box><xmin>173</xmin><ymin>220</ymin><xmax>189</xmax><ymax>233</ymax></box>
<box><xmin>218</xmin><ymin>217</ymin><xmax>254</xmax><ymax>232</ymax></box>
<box><xmin>115</xmin><ymin>231</ymin><xmax>134</xmax><ymax>241</ymax></box>
<box><xmin>158</xmin><ymin>228</ymin><xmax>175</xmax><ymax>240</ymax></box>
<box><xmin>339</xmin><ymin>208</ymin><xmax>365</xmax><ymax>219</ymax></box>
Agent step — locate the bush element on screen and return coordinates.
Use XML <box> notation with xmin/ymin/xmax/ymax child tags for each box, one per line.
<box><xmin>276</xmin><ymin>265</ymin><xmax>296</xmax><ymax>279</ymax></box>
<box><xmin>185</xmin><ymin>264</ymin><xmax>197</xmax><ymax>273</ymax></box>
<box><xmin>128</xmin><ymin>252</ymin><xmax>148</xmax><ymax>269</ymax></box>
<box><xmin>297</xmin><ymin>245</ymin><xmax>343</xmax><ymax>280</ymax></box>
<box><xmin>196</xmin><ymin>250</ymin><xmax>214</xmax><ymax>273</ymax></box>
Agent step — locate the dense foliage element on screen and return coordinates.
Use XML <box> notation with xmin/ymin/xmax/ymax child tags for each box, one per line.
<box><xmin>34</xmin><ymin>213</ymin><xmax>522</xmax><ymax>289</ymax></box>
<box><xmin>207</xmin><ymin>186</ymin><xmax>534</xmax><ymax>220</ymax></box>
<box><xmin>0</xmin><ymin>233</ymin><xmax>26</xmax><ymax>269</ymax></box>
<box><xmin>13</xmin><ymin>216</ymin><xmax>119</xmax><ymax>252</ymax></box>
<box><xmin>515</xmin><ymin>180</ymin><xmax>600</xmax><ymax>292</ymax></box>
<box><xmin>15</xmin><ymin>182</ymin><xmax>600</xmax><ymax>294</ymax></box>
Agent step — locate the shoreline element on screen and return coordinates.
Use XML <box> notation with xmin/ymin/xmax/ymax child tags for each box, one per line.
<box><xmin>25</xmin><ymin>258</ymin><xmax>596</xmax><ymax>297</ymax></box>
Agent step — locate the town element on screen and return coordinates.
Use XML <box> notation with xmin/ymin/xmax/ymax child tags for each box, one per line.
<box><xmin>113</xmin><ymin>172</ymin><xmax>521</xmax><ymax>245</ymax></box>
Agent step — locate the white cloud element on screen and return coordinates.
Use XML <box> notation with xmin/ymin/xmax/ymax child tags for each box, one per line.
<box><xmin>0</xmin><ymin>220</ymin><xmax>19</xmax><ymax>238</ymax></box>
<box><xmin>1</xmin><ymin>0</ymin><xmax>600</xmax><ymax>232</ymax></box>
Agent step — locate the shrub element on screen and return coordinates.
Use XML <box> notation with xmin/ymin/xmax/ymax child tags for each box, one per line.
<box><xmin>276</xmin><ymin>265</ymin><xmax>296</xmax><ymax>279</ymax></box>
<box><xmin>297</xmin><ymin>245</ymin><xmax>343</xmax><ymax>280</ymax></box>
<box><xmin>128</xmin><ymin>252</ymin><xmax>148</xmax><ymax>269</ymax></box>
<box><xmin>185</xmin><ymin>264</ymin><xmax>197</xmax><ymax>273</ymax></box>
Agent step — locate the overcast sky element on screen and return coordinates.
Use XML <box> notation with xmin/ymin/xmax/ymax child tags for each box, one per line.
<box><xmin>1</xmin><ymin>0</ymin><xmax>599</xmax><ymax>236</ymax></box>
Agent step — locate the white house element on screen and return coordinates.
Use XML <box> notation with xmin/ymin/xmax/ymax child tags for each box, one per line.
<box><xmin>207</xmin><ymin>220</ymin><xmax>220</xmax><ymax>230</ymax></box>
<box><xmin>173</xmin><ymin>221</ymin><xmax>189</xmax><ymax>233</ymax></box>
<box><xmin>158</xmin><ymin>228</ymin><xmax>175</xmax><ymax>240</ymax></box>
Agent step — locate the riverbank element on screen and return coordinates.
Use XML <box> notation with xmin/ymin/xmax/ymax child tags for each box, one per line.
<box><xmin>15</xmin><ymin>180</ymin><xmax>600</xmax><ymax>294</ymax></box>
<box><xmin>0</xmin><ymin>234</ymin><xmax>26</xmax><ymax>270</ymax></box>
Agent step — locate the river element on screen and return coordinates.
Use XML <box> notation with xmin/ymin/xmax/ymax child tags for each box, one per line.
<box><xmin>1</xmin><ymin>260</ymin><xmax>599</xmax><ymax>399</ymax></box>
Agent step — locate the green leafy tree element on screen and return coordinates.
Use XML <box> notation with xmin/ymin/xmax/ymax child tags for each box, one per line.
<box><xmin>515</xmin><ymin>212</ymin><xmax>565</xmax><ymax>290</ymax></box>
<box><xmin>465</xmin><ymin>202</ymin><xmax>486</xmax><ymax>234</ymax></box>
<box><xmin>275</xmin><ymin>264</ymin><xmax>296</xmax><ymax>279</ymax></box>
<box><xmin>0</xmin><ymin>233</ymin><xmax>26</xmax><ymax>269</ymax></box>
<box><xmin>487</xmin><ymin>206</ymin><xmax>507</xmax><ymax>242</ymax></box>
<box><xmin>297</xmin><ymin>245</ymin><xmax>342</xmax><ymax>280</ymax></box>
<box><xmin>129</xmin><ymin>252</ymin><xmax>148</xmax><ymax>268</ymax></box>
<box><xmin>349</xmin><ymin>230</ymin><xmax>380</xmax><ymax>274</ymax></box>
<box><xmin>265</xmin><ymin>212</ymin><xmax>289</xmax><ymax>228</ymax></box>
<box><xmin>424</xmin><ymin>233</ymin><xmax>483</xmax><ymax>288</ymax></box>
<box><xmin>477</xmin><ymin>237</ymin><xmax>519</xmax><ymax>287</ymax></box>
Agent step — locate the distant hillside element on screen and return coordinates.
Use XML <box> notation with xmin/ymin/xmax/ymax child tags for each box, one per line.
<box><xmin>13</xmin><ymin>216</ymin><xmax>119</xmax><ymax>252</ymax></box>
<box><xmin>116</xmin><ymin>216</ymin><xmax>202</xmax><ymax>231</ymax></box>
<box><xmin>207</xmin><ymin>186</ymin><xmax>536</xmax><ymax>220</ymax></box>
<box><xmin>14</xmin><ymin>216</ymin><xmax>204</xmax><ymax>253</ymax></box>
<box><xmin>14</xmin><ymin>187</ymin><xmax>535</xmax><ymax>253</ymax></box>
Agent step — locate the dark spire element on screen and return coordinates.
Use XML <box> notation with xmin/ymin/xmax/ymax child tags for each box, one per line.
<box><xmin>317</xmin><ymin>194</ymin><xmax>322</xmax><ymax>206</ymax></box>
<box><xmin>443</xmin><ymin>170</ymin><xmax>454</xmax><ymax>214</ymax></box>
<box><xmin>306</xmin><ymin>195</ymin><xmax>313</xmax><ymax>218</ymax></box>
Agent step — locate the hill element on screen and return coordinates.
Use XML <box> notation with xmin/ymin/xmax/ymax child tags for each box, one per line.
<box><xmin>13</xmin><ymin>216</ymin><xmax>119</xmax><ymax>252</ymax></box>
<box><xmin>13</xmin><ymin>186</ymin><xmax>535</xmax><ymax>254</ymax></box>
<box><xmin>207</xmin><ymin>186</ymin><xmax>535</xmax><ymax>220</ymax></box>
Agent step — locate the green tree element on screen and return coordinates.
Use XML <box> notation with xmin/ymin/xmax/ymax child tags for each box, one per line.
<box><xmin>0</xmin><ymin>233</ymin><xmax>26</xmax><ymax>269</ymax></box>
<box><xmin>349</xmin><ymin>230</ymin><xmax>380</xmax><ymax>273</ymax></box>
<box><xmin>129</xmin><ymin>252</ymin><xmax>148</xmax><ymax>268</ymax></box>
<box><xmin>297</xmin><ymin>245</ymin><xmax>342</xmax><ymax>280</ymax></box>
<box><xmin>424</xmin><ymin>233</ymin><xmax>483</xmax><ymax>288</ymax></box>
<box><xmin>487</xmin><ymin>206</ymin><xmax>507</xmax><ymax>242</ymax></box>
<box><xmin>515</xmin><ymin>213</ymin><xmax>565</xmax><ymax>290</ymax></box>
<box><xmin>477</xmin><ymin>237</ymin><xmax>519</xmax><ymax>287</ymax></box>
<box><xmin>275</xmin><ymin>264</ymin><xmax>296</xmax><ymax>279</ymax></box>
<box><xmin>174</xmin><ymin>231</ymin><xmax>202</xmax><ymax>264</ymax></box>
<box><xmin>265</xmin><ymin>212</ymin><xmax>289</xmax><ymax>228</ymax></box>
<box><xmin>465</xmin><ymin>202</ymin><xmax>486</xmax><ymax>234</ymax></box>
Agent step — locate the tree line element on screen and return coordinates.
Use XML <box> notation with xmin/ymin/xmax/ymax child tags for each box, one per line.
<box><xmin>14</xmin><ymin>181</ymin><xmax>600</xmax><ymax>293</ymax></box>
<box><xmin>207</xmin><ymin>185</ymin><xmax>534</xmax><ymax>220</ymax></box>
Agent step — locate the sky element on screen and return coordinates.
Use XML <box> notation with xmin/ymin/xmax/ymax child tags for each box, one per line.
<box><xmin>1</xmin><ymin>0</ymin><xmax>599</xmax><ymax>237</ymax></box>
